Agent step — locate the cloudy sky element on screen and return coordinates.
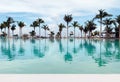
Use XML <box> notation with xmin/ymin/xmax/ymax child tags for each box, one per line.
<box><xmin>0</xmin><ymin>0</ymin><xmax>120</xmax><ymax>36</ymax></box>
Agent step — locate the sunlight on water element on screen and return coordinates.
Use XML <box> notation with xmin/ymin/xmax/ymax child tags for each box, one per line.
<box><xmin>0</xmin><ymin>38</ymin><xmax>120</xmax><ymax>74</ymax></box>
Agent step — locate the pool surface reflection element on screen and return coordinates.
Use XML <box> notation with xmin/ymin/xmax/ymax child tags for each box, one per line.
<box><xmin>0</xmin><ymin>38</ymin><xmax>120</xmax><ymax>74</ymax></box>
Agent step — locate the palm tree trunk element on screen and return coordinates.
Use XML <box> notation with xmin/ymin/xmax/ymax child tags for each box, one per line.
<box><xmin>67</xmin><ymin>23</ymin><xmax>68</xmax><ymax>38</ymax></box>
<box><xmin>1</xmin><ymin>29</ymin><xmax>2</xmax><ymax>34</ymax></box>
<box><xmin>74</xmin><ymin>27</ymin><xmax>75</xmax><ymax>38</ymax></box>
<box><xmin>34</xmin><ymin>27</ymin><xmax>35</xmax><ymax>32</ymax></box>
<box><xmin>91</xmin><ymin>31</ymin><xmax>92</xmax><ymax>38</ymax></box>
<box><xmin>45</xmin><ymin>30</ymin><xmax>46</xmax><ymax>38</ymax></box>
<box><xmin>100</xmin><ymin>18</ymin><xmax>102</xmax><ymax>38</ymax></box>
<box><xmin>19</xmin><ymin>28</ymin><xmax>21</xmax><ymax>37</ymax></box>
<box><xmin>89</xmin><ymin>31</ymin><xmax>92</xmax><ymax>38</ymax></box>
<box><xmin>89</xmin><ymin>31</ymin><xmax>90</xmax><ymax>38</ymax></box>
<box><xmin>12</xmin><ymin>31</ymin><xmax>14</xmax><ymax>35</ymax></box>
<box><xmin>21</xmin><ymin>28</ymin><xmax>22</xmax><ymax>37</ymax></box>
<box><xmin>85</xmin><ymin>33</ymin><xmax>86</xmax><ymax>38</ymax></box>
<box><xmin>81</xmin><ymin>31</ymin><xmax>82</xmax><ymax>38</ymax></box>
<box><xmin>19</xmin><ymin>28</ymin><xmax>22</xmax><ymax>38</ymax></box>
<box><xmin>39</xmin><ymin>25</ymin><xmax>41</xmax><ymax>37</ymax></box>
<box><xmin>4</xmin><ymin>28</ymin><xmax>6</xmax><ymax>33</ymax></box>
<box><xmin>119</xmin><ymin>25</ymin><xmax>120</xmax><ymax>38</ymax></box>
<box><xmin>19</xmin><ymin>28</ymin><xmax>20</xmax><ymax>38</ymax></box>
<box><xmin>8</xmin><ymin>27</ymin><xmax>10</xmax><ymax>38</ymax></box>
<box><xmin>60</xmin><ymin>31</ymin><xmax>62</xmax><ymax>38</ymax></box>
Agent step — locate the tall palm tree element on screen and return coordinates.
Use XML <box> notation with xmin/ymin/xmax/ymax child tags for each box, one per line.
<box><xmin>30</xmin><ymin>21</ymin><xmax>39</xmax><ymax>32</ymax></box>
<box><xmin>36</xmin><ymin>18</ymin><xmax>44</xmax><ymax>37</ymax></box>
<box><xmin>72</xmin><ymin>21</ymin><xmax>79</xmax><ymax>38</ymax></box>
<box><xmin>18</xmin><ymin>21</ymin><xmax>25</xmax><ymax>38</ymax></box>
<box><xmin>11</xmin><ymin>24</ymin><xmax>16</xmax><ymax>36</ymax></box>
<box><xmin>116</xmin><ymin>15</ymin><xmax>120</xmax><ymax>38</ymax></box>
<box><xmin>79</xmin><ymin>25</ymin><xmax>83</xmax><ymax>38</ymax></box>
<box><xmin>94</xmin><ymin>9</ymin><xmax>112</xmax><ymax>37</ymax></box>
<box><xmin>42</xmin><ymin>25</ymin><xmax>49</xmax><ymax>38</ymax></box>
<box><xmin>58</xmin><ymin>23</ymin><xmax>65</xmax><ymax>38</ymax></box>
<box><xmin>6</xmin><ymin>17</ymin><xmax>14</xmax><ymax>38</ymax></box>
<box><xmin>102</xmin><ymin>18</ymin><xmax>114</xmax><ymax>37</ymax></box>
<box><xmin>85</xmin><ymin>20</ymin><xmax>96</xmax><ymax>37</ymax></box>
<box><xmin>64</xmin><ymin>14</ymin><xmax>73</xmax><ymax>38</ymax></box>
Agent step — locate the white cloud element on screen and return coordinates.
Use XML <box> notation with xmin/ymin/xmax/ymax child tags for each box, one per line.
<box><xmin>0</xmin><ymin>0</ymin><xmax>120</xmax><ymax>16</ymax></box>
<box><xmin>0</xmin><ymin>0</ymin><xmax>120</xmax><ymax>35</ymax></box>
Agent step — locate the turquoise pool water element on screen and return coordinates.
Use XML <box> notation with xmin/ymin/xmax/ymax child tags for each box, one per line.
<box><xmin>0</xmin><ymin>38</ymin><xmax>120</xmax><ymax>74</ymax></box>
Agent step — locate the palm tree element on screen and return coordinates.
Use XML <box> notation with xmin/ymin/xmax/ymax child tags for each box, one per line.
<box><xmin>94</xmin><ymin>9</ymin><xmax>112</xmax><ymax>37</ymax></box>
<box><xmin>103</xmin><ymin>18</ymin><xmax>114</xmax><ymax>26</ymax></box>
<box><xmin>85</xmin><ymin>20</ymin><xmax>96</xmax><ymax>37</ymax></box>
<box><xmin>113</xmin><ymin>21</ymin><xmax>119</xmax><ymax>38</ymax></box>
<box><xmin>72</xmin><ymin>21</ymin><xmax>79</xmax><ymax>38</ymax></box>
<box><xmin>11</xmin><ymin>24</ymin><xmax>16</xmax><ymax>36</ymax></box>
<box><xmin>104</xmin><ymin>27</ymin><xmax>113</xmax><ymax>38</ymax></box>
<box><xmin>0</xmin><ymin>23</ymin><xmax>4</xmax><ymax>33</ymax></box>
<box><xmin>3</xmin><ymin>22</ymin><xmax>7</xmax><ymax>33</ymax></box>
<box><xmin>83</xmin><ymin>26</ymin><xmax>88</xmax><ymax>38</ymax></box>
<box><xmin>58</xmin><ymin>23</ymin><xmax>65</xmax><ymax>38</ymax></box>
<box><xmin>102</xmin><ymin>18</ymin><xmax>114</xmax><ymax>37</ymax></box>
<box><xmin>36</xmin><ymin>18</ymin><xmax>44</xmax><ymax>37</ymax></box>
<box><xmin>29</xmin><ymin>30</ymin><xmax>36</xmax><ymax>37</ymax></box>
<box><xmin>6</xmin><ymin>17</ymin><xmax>14</xmax><ymax>38</ymax></box>
<box><xmin>17</xmin><ymin>21</ymin><xmax>25</xmax><ymax>38</ymax></box>
<box><xmin>42</xmin><ymin>25</ymin><xmax>49</xmax><ymax>38</ymax></box>
<box><xmin>30</xmin><ymin>21</ymin><xmax>39</xmax><ymax>32</ymax></box>
<box><xmin>115</xmin><ymin>27</ymin><xmax>119</xmax><ymax>38</ymax></box>
<box><xmin>79</xmin><ymin>25</ymin><xmax>83</xmax><ymax>38</ymax></box>
<box><xmin>116</xmin><ymin>15</ymin><xmax>120</xmax><ymax>38</ymax></box>
<box><xmin>64</xmin><ymin>14</ymin><xmax>73</xmax><ymax>38</ymax></box>
<box><xmin>93</xmin><ymin>31</ymin><xmax>99</xmax><ymax>36</ymax></box>
<box><xmin>49</xmin><ymin>31</ymin><xmax>55</xmax><ymax>38</ymax></box>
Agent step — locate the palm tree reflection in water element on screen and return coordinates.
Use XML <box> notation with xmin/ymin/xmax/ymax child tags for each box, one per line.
<box><xmin>18</xmin><ymin>39</ymin><xmax>25</xmax><ymax>56</ymax></box>
<box><xmin>114</xmin><ymin>40</ymin><xmax>120</xmax><ymax>59</ymax></box>
<box><xmin>32</xmin><ymin>39</ymin><xmax>45</xmax><ymax>58</ymax></box>
<box><xmin>64</xmin><ymin>39</ymin><xmax>73</xmax><ymax>62</ymax></box>
<box><xmin>56</xmin><ymin>38</ymin><xmax>64</xmax><ymax>53</ymax></box>
<box><xmin>38</xmin><ymin>39</ymin><xmax>45</xmax><ymax>58</ymax></box>
<box><xmin>83</xmin><ymin>39</ymin><xmax>96</xmax><ymax>56</ymax></box>
<box><xmin>73</xmin><ymin>39</ymin><xmax>77</xmax><ymax>54</ymax></box>
<box><xmin>0</xmin><ymin>38</ymin><xmax>120</xmax><ymax>67</ymax></box>
<box><xmin>2</xmin><ymin>38</ymin><xmax>15</xmax><ymax>61</ymax></box>
<box><xmin>11</xmin><ymin>38</ymin><xmax>17</xmax><ymax>60</ymax></box>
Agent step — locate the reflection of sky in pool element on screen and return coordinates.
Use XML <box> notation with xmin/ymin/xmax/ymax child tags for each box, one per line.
<box><xmin>0</xmin><ymin>38</ymin><xmax>120</xmax><ymax>74</ymax></box>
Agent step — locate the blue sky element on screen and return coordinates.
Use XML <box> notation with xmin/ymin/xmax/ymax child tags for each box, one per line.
<box><xmin>0</xmin><ymin>0</ymin><xmax>120</xmax><ymax>36</ymax></box>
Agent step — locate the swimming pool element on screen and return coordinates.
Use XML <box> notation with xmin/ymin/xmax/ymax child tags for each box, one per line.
<box><xmin>0</xmin><ymin>38</ymin><xmax>120</xmax><ymax>74</ymax></box>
